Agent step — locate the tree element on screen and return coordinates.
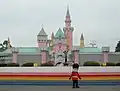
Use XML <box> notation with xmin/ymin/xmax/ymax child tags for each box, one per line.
<box><xmin>0</xmin><ymin>43</ymin><xmax>4</xmax><ymax>52</ymax></box>
<box><xmin>0</xmin><ymin>40</ymin><xmax>12</xmax><ymax>52</ymax></box>
<box><xmin>3</xmin><ymin>40</ymin><xmax>8</xmax><ymax>48</ymax></box>
<box><xmin>115</xmin><ymin>41</ymin><xmax>120</xmax><ymax>52</ymax></box>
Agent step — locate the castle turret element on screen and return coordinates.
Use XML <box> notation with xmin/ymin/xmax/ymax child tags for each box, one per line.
<box><xmin>37</xmin><ymin>26</ymin><xmax>48</xmax><ymax>47</ymax></box>
<box><xmin>63</xmin><ymin>5</ymin><xmax>74</xmax><ymax>50</ymax></box>
<box><xmin>80</xmin><ymin>33</ymin><xmax>85</xmax><ymax>48</ymax></box>
<box><xmin>7</xmin><ymin>37</ymin><xmax>11</xmax><ymax>49</ymax></box>
<box><xmin>50</xmin><ymin>32</ymin><xmax>54</xmax><ymax>48</ymax></box>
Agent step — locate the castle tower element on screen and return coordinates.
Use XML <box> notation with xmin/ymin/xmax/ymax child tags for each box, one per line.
<box><xmin>63</xmin><ymin>5</ymin><xmax>74</xmax><ymax>50</ymax></box>
<box><xmin>80</xmin><ymin>33</ymin><xmax>85</xmax><ymax>48</ymax></box>
<box><xmin>37</xmin><ymin>26</ymin><xmax>48</xmax><ymax>47</ymax></box>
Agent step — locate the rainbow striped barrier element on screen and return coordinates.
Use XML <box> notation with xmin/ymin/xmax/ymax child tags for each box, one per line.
<box><xmin>0</xmin><ymin>67</ymin><xmax>120</xmax><ymax>86</ymax></box>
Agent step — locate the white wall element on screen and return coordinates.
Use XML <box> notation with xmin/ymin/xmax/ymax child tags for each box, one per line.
<box><xmin>0</xmin><ymin>67</ymin><xmax>119</xmax><ymax>73</ymax></box>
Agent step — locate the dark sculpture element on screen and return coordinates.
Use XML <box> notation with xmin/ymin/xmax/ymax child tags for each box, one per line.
<box><xmin>63</xmin><ymin>50</ymin><xmax>69</xmax><ymax>66</ymax></box>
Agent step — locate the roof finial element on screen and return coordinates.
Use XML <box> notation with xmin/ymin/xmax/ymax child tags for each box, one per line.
<box><xmin>41</xmin><ymin>24</ymin><xmax>44</xmax><ymax>29</ymax></box>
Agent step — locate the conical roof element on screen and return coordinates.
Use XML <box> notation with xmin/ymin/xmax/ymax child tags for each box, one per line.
<box><xmin>80</xmin><ymin>33</ymin><xmax>84</xmax><ymax>40</ymax></box>
<box><xmin>38</xmin><ymin>28</ymin><xmax>47</xmax><ymax>36</ymax></box>
<box><xmin>66</xmin><ymin>5</ymin><xmax>70</xmax><ymax>16</ymax></box>
<box><xmin>55</xmin><ymin>28</ymin><xmax>65</xmax><ymax>38</ymax></box>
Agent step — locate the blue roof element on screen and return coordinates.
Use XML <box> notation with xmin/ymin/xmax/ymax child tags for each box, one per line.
<box><xmin>79</xmin><ymin>47</ymin><xmax>102</xmax><ymax>53</ymax></box>
<box><xmin>17</xmin><ymin>47</ymin><xmax>40</xmax><ymax>53</ymax></box>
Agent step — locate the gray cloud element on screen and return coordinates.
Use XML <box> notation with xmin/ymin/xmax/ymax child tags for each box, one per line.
<box><xmin>0</xmin><ymin>0</ymin><xmax>120</xmax><ymax>51</ymax></box>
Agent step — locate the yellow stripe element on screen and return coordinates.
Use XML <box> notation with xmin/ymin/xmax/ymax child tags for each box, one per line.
<box><xmin>0</xmin><ymin>77</ymin><xmax>120</xmax><ymax>80</ymax></box>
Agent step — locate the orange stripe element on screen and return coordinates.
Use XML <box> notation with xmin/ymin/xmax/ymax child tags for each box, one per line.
<box><xmin>0</xmin><ymin>76</ymin><xmax>120</xmax><ymax>80</ymax></box>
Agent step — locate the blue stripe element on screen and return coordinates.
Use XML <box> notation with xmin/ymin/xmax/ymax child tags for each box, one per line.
<box><xmin>0</xmin><ymin>80</ymin><xmax>120</xmax><ymax>86</ymax></box>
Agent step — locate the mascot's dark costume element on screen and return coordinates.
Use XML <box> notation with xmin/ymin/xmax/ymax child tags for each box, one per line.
<box><xmin>69</xmin><ymin>63</ymin><xmax>81</xmax><ymax>88</ymax></box>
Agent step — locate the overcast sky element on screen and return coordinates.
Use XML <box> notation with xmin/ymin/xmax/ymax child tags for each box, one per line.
<box><xmin>0</xmin><ymin>0</ymin><xmax>120</xmax><ymax>51</ymax></box>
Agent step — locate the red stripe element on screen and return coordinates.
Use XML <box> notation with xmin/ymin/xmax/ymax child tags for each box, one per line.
<box><xmin>0</xmin><ymin>72</ymin><xmax>120</xmax><ymax>77</ymax></box>
<box><xmin>0</xmin><ymin>72</ymin><xmax>120</xmax><ymax>75</ymax></box>
<box><xmin>0</xmin><ymin>72</ymin><xmax>120</xmax><ymax>74</ymax></box>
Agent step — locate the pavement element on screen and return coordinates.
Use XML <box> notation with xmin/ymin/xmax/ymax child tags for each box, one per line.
<box><xmin>0</xmin><ymin>86</ymin><xmax>120</xmax><ymax>91</ymax></box>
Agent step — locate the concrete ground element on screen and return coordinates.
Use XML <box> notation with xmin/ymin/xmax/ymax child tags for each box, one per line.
<box><xmin>0</xmin><ymin>86</ymin><xmax>120</xmax><ymax>91</ymax></box>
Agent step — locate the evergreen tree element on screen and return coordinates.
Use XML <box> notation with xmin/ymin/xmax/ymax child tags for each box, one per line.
<box><xmin>115</xmin><ymin>41</ymin><xmax>120</xmax><ymax>52</ymax></box>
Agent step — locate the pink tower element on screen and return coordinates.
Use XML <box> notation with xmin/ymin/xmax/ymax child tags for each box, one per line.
<box><xmin>63</xmin><ymin>5</ymin><xmax>74</xmax><ymax>50</ymax></box>
<box><xmin>37</xmin><ymin>27</ymin><xmax>48</xmax><ymax>47</ymax></box>
<box><xmin>37</xmin><ymin>26</ymin><xmax>48</xmax><ymax>63</ymax></box>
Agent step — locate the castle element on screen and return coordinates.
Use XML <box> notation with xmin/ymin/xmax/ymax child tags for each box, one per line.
<box><xmin>0</xmin><ymin>6</ymin><xmax>120</xmax><ymax>65</ymax></box>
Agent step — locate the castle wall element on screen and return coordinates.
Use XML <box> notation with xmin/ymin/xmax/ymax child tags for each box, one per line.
<box><xmin>79</xmin><ymin>53</ymin><xmax>104</xmax><ymax>65</ymax></box>
<box><xmin>108</xmin><ymin>53</ymin><xmax>120</xmax><ymax>63</ymax></box>
<box><xmin>78</xmin><ymin>53</ymin><xmax>120</xmax><ymax>65</ymax></box>
<box><xmin>53</xmin><ymin>44</ymin><xmax>66</xmax><ymax>53</ymax></box>
<box><xmin>0</xmin><ymin>67</ymin><xmax>120</xmax><ymax>72</ymax></box>
<box><xmin>17</xmin><ymin>54</ymin><xmax>41</xmax><ymax>65</ymax></box>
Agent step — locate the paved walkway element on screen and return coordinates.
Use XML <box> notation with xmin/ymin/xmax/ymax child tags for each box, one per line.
<box><xmin>0</xmin><ymin>86</ymin><xmax>119</xmax><ymax>91</ymax></box>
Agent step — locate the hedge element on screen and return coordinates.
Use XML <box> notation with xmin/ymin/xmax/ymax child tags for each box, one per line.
<box><xmin>116</xmin><ymin>63</ymin><xmax>120</xmax><ymax>66</ymax></box>
<box><xmin>40</xmin><ymin>61</ymin><xmax>54</xmax><ymax>66</ymax></box>
<box><xmin>21</xmin><ymin>62</ymin><xmax>35</xmax><ymax>67</ymax></box>
<box><xmin>83</xmin><ymin>61</ymin><xmax>100</xmax><ymax>66</ymax></box>
<box><xmin>0</xmin><ymin>63</ymin><xmax>7</xmax><ymax>67</ymax></box>
<box><xmin>7</xmin><ymin>63</ymin><xmax>19</xmax><ymax>67</ymax></box>
<box><xmin>105</xmin><ymin>62</ymin><xmax>116</xmax><ymax>66</ymax></box>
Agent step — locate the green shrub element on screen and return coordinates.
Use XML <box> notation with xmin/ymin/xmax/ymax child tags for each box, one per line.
<box><xmin>6</xmin><ymin>63</ymin><xmax>19</xmax><ymax>67</ymax></box>
<box><xmin>21</xmin><ymin>62</ymin><xmax>34</xmax><ymax>67</ymax></box>
<box><xmin>40</xmin><ymin>61</ymin><xmax>54</xmax><ymax>66</ymax></box>
<box><xmin>83</xmin><ymin>61</ymin><xmax>100</xmax><ymax>66</ymax></box>
<box><xmin>0</xmin><ymin>63</ymin><xmax>7</xmax><ymax>67</ymax></box>
<box><xmin>116</xmin><ymin>63</ymin><xmax>120</xmax><ymax>66</ymax></box>
<box><xmin>105</xmin><ymin>62</ymin><xmax>116</xmax><ymax>66</ymax></box>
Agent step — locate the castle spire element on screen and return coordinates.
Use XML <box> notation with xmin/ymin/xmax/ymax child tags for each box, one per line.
<box><xmin>80</xmin><ymin>33</ymin><xmax>84</xmax><ymax>40</ymax></box>
<box><xmin>63</xmin><ymin>5</ymin><xmax>73</xmax><ymax>50</ymax></box>
<box><xmin>51</xmin><ymin>32</ymin><xmax>54</xmax><ymax>39</ymax></box>
<box><xmin>80</xmin><ymin>33</ymin><xmax>85</xmax><ymax>48</ymax></box>
<box><xmin>66</xmin><ymin>5</ymin><xmax>70</xmax><ymax>16</ymax></box>
<box><xmin>7</xmin><ymin>37</ymin><xmax>11</xmax><ymax>48</ymax></box>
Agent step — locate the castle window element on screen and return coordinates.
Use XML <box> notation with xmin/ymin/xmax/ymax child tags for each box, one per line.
<box><xmin>58</xmin><ymin>36</ymin><xmax>61</xmax><ymax>41</ymax></box>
